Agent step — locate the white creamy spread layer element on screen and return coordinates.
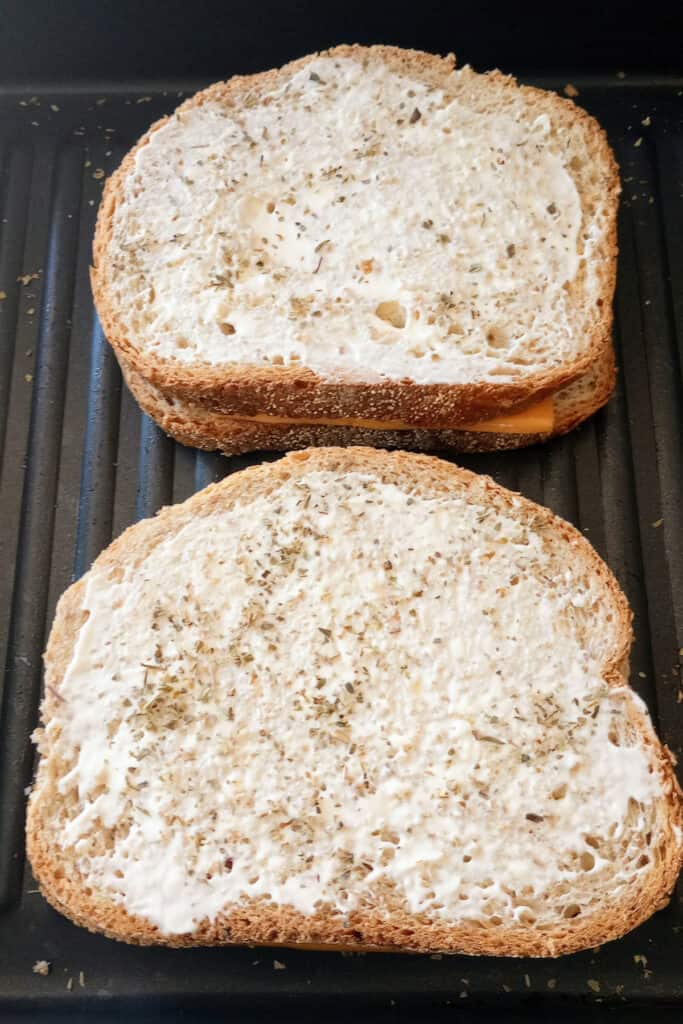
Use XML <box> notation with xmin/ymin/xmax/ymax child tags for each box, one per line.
<box><xmin>107</xmin><ymin>56</ymin><xmax>596</xmax><ymax>384</ymax></box>
<box><xmin>39</xmin><ymin>472</ymin><xmax>660</xmax><ymax>935</ymax></box>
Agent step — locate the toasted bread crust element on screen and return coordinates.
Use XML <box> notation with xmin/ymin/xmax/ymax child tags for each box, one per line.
<box><xmin>27</xmin><ymin>448</ymin><xmax>682</xmax><ymax>955</ymax></box>
<box><xmin>91</xmin><ymin>45</ymin><xmax>619</xmax><ymax>429</ymax></box>
<box><xmin>117</xmin><ymin>344</ymin><xmax>615</xmax><ymax>455</ymax></box>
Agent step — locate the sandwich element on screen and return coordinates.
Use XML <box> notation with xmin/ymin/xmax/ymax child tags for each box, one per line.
<box><xmin>27</xmin><ymin>448</ymin><xmax>682</xmax><ymax>954</ymax></box>
<box><xmin>91</xmin><ymin>45</ymin><xmax>619</xmax><ymax>456</ymax></box>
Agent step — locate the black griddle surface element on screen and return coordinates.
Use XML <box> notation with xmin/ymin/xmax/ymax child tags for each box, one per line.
<box><xmin>0</xmin><ymin>76</ymin><xmax>681</xmax><ymax>1016</ymax></box>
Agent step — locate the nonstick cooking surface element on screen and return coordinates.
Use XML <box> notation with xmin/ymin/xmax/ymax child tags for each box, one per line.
<box><xmin>0</xmin><ymin>75</ymin><xmax>681</xmax><ymax>1016</ymax></box>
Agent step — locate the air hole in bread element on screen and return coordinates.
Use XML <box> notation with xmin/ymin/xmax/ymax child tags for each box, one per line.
<box><xmin>563</xmin><ymin>903</ymin><xmax>581</xmax><ymax>918</ymax></box>
<box><xmin>636</xmin><ymin>854</ymin><xmax>649</xmax><ymax>868</ymax></box>
<box><xmin>485</xmin><ymin>327</ymin><xmax>507</xmax><ymax>349</ymax></box>
<box><xmin>489</xmin><ymin>366</ymin><xmax>522</xmax><ymax>377</ymax></box>
<box><xmin>176</xmin><ymin>338</ymin><xmax>190</xmax><ymax>349</ymax></box>
<box><xmin>375</xmin><ymin>301</ymin><xmax>406</xmax><ymax>329</ymax></box>
<box><xmin>626</xmin><ymin>797</ymin><xmax>641</xmax><ymax>826</ymax></box>
<box><xmin>551</xmin><ymin>784</ymin><xmax>567</xmax><ymax>800</ymax></box>
<box><xmin>608</xmin><ymin>729</ymin><xmax>620</xmax><ymax>746</ymax></box>
<box><xmin>106</xmin><ymin>717</ymin><xmax>121</xmax><ymax>739</ymax></box>
<box><xmin>219</xmin><ymin>323</ymin><xmax>236</xmax><ymax>336</ymax></box>
<box><xmin>459</xmin><ymin>340</ymin><xmax>485</xmax><ymax>355</ymax></box>
<box><xmin>579</xmin><ymin>852</ymin><xmax>595</xmax><ymax>871</ymax></box>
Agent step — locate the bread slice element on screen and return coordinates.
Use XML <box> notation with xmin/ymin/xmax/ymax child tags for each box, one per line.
<box><xmin>91</xmin><ymin>44</ymin><xmax>619</xmax><ymax>437</ymax></box>
<box><xmin>119</xmin><ymin>344</ymin><xmax>615</xmax><ymax>456</ymax></box>
<box><xmin>27</xmin><ymin>448</ymin><xmax>681</xmax><ymax>955</ymax></box>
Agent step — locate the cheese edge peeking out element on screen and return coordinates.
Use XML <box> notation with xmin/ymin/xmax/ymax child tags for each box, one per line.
<box><xmin>226</xmin><ymin>397</ymin><xmax>555</xmax><ymax>435</ymax></box>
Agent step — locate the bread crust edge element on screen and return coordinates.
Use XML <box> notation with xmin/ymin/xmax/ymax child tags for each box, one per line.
<box><xmin>114</xmin><ymin>342</ymin><xmax>615</xmax><ymax>456</ymax></box>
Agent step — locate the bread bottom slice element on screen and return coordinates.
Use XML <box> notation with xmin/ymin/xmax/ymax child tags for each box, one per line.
<box><xmin>27</xmin><ymin>448</ymin><xmax>681</xmax><ymax>954</ymax></box>
<box><xmin>120</xmin><ymin>349</ymin><xmax>615</xmax><ymax>455</ymax></box>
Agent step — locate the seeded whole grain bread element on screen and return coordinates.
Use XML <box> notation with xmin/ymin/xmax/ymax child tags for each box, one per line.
<box><xmin>27</xmin><ymin>448</ymin><xmax>682</xmax><ymax>955</ymax></box>
<box><xmin>91</xmin><ymin>45</ymin><xmax>619</xmax><ymax>446</ymax></box>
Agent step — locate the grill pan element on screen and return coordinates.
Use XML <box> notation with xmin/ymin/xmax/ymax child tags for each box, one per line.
<box><xmin>0</xmin><ymin>73</ymin><xmax>681</xmax><ymax>1018</ymax></box>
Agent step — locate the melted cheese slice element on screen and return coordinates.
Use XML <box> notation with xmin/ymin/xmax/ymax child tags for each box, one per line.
<box><xmin>230</xmin><ymin>397</ymin><xmax>554</xmax><ymax>435</ymax></box>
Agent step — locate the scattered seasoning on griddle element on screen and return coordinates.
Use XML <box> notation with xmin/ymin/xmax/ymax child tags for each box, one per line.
<box><xmin>32</xmin><ymin>961</ymin><xmax>51</xmax><ymax>976</ymax></box>
<box><xmin>634</xmin><ymin>954</ymin><xmax>652</xmax><ymax>979</ymax></box>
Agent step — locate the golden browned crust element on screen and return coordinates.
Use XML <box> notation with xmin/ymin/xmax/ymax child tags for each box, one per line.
<box><xmin>117</xmin><ymin>343</ymin><xmax>615</xmax><ymax>456</ymax></box>
<box><xmin>27</xmin><ymin>448</ymin><xmax>682</xmax><ymax>955</ymax></box>
<box><xmin>91</xmin><ymin>44</ymin><xmax>620</xmax><ymax>428</ymax></box>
